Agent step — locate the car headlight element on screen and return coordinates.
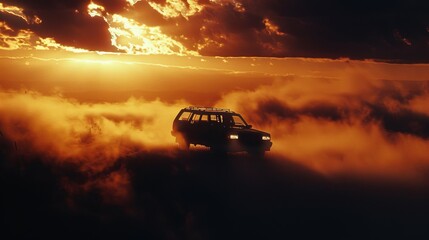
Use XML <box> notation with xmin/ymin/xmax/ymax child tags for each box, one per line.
<box><xmin>262</xmin><ymin>135</ymin><xmax>271</xmax><ymax>141</ymax></box>
<box><xmin>229</xmin><ymin>134</ymin><xmax>239</xmax><ymax>140</ymax></box>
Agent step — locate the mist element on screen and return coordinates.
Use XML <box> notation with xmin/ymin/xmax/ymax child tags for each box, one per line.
<box><xmin>2</xmin><ymin>75</ymin><xmax>429</xmax><ymax>239</ymax></box>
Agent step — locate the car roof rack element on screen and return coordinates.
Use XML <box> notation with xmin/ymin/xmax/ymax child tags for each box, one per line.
<box><xmin>185</xmin><ymin>106</ymin><xmax>234</xmax><ymax>113</ymax></box>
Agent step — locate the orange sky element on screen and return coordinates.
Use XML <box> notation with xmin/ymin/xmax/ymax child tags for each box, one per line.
<box><xmin>3</xmin><ymin>3</ymin><xmax>429</xmax><ymax>239</ymax></box>
<box><xmin>1</xmin><ymin>1</ymin><xmax>429</xmax><ymax>183</ymax></box>
<box><xmin>1</xmin><ymin>47</ymin><xmax>429</xmax><ymax>182</ymax></box>
<box><xmin>1</xmin><ymin>49</ymin><xmax>429</xmax><ymax>104</ymax></box>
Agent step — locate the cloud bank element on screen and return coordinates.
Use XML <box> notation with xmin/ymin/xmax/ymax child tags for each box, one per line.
<box><xmin>0</xmin><ymin>91</ymin><xmax>186</xmax><ymax>204</ymax></box>
<box><xmin>217</xmin><ymin>77</ymin><xmax>429</xmax><ymax>181</ymax></box>
<box><xmin>1</xmin><ymin>76</ymin><xmax>429</xmax><ymax>186</ymax></box>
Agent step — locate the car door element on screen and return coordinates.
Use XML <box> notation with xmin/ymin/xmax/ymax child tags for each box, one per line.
<box><xmin>197</xmin><ymin>114</ymin><xmax>211</xmax><ymax>145</ymax></box>
<box><xmin>188</xmin><ymin>113</ymin><xmax>201</xmax><ymax>143</ymax></box>
<box><xmin>207</xmin><ymin>114</ymin><xmax>226</xmax><ymax>146</ymax></box>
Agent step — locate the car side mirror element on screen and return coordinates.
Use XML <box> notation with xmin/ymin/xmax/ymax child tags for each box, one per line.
<box><xmin>247</xmin><ymin>125</ymin><xmax>252</xmax><ymax>129</ymax></box>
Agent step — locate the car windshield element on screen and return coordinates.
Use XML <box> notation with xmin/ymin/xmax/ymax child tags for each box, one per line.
<box><xmin>232</xmin><ymin>114</ymin><xmax>248</xmax><ymax>128</ymax></box>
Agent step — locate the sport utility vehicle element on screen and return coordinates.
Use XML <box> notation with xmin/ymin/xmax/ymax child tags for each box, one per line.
<box><xmin>172</xmin><ymin>106</ymin><xmax>272</xmax><ymax>155</ymax></box>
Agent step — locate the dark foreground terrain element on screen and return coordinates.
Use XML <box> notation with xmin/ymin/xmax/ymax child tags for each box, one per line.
<box><xmin>2</xmin><ymin>143</ymin><xmax>429</xmax><ymax>240</ymax></box>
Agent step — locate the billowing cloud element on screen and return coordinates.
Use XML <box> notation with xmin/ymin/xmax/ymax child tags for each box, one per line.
<box><xmin>237</xmin><ymin>0</ymin><xmax>429</xmax><ymax>62</ymax></box>
<box><xmin>0</xmin><ymin>91</ymin><xmax>183</xmax><ymax>170</ymax></box>
<box><xmin>217</xmin><ymin>77</ymin><xmax>429</xmax><ymax>181</ymax></box>
<box><xmin>147</xmin><ymin>0</ymin><xmax>204</xmax><ymax>19</ymax></box>
<box><xmin>0</xmin><ymin>90</ymin><xmax>189</xmax><ymax>204</ymax></box>
<box><xmin>2</xmin><ymin>75</ymin><xmax>429</xmax><ymax>186</ymax></box>
<box><xmin>2</xmin><ymin>75</ymin><xmax>429</xmax><ymax>238</ymax></box>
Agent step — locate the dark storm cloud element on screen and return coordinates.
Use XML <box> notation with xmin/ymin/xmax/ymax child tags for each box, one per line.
<box><xmin>1</xmin><ymin>0</ymin><xmax>429</xmax><ymax>60</ymax></box>
<box><xmin>153</xmin><ymin>1</ymin><xmax>289</xmax><ymax>57</ymax></box>
<box><xmin>128</xmin><ymin>0</ymin><xmax>429</xmax><ymax>61</ymax></box>
<box><xmin>237</xmin><ymin>0</ymin><xmax>429</xmax><ymax>62</ymax></box>
<box><xmin>0</xmin><ymin>7</ymin><xmax>27</xmax><ymax>29</ymax></box>
<box><xmin>1</xmin><ymin>0</ymin><xmax>121</xmax><ymax>51</ymax></box>
<box><xmin>158</xmin><ymin>0</ymin><xmax>429</xmax><ymax>61</ymax></box>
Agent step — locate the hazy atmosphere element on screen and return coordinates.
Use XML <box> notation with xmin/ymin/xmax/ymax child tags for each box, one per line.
<box><xmin>1</xmin><ymin>1</ymin><xmax>429</xmax><ymax>239</ymax></box>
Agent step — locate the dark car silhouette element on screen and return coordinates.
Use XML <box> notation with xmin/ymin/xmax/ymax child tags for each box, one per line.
<box><xmin>171</xmin><ymin>106</ymin><xmax>272</xmax><ymax>155</ymax></box>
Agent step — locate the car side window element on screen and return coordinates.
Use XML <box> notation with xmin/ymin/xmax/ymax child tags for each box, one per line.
<box><xmin>201</xmin><ymin>114</ymin><xmax>209</xmax><ymax>122</ymax></box>
<box><xmin>210</xmin><ymin>115</ymin><xmax>217</xmax><ymax>122</ymax></box>
<box><xmin>209</xmin><ymin>114</ymin><xmax>223</xmax><ymax>124</ymax></box>
<box><xmin>190</xmin><ymin>113</ymin><xmax>201</xmax><ymax>124</ymax></box>
<box><xmin>178</xmin><ymin>111</ymin><xmax>191</xmax><ymax>121</ymax></box>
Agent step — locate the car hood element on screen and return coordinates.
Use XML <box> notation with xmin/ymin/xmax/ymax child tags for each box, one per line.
<box><xmin>232</xmin><ymin>127</ymin><xmax>270</xmax><ymax>136</ymax></box>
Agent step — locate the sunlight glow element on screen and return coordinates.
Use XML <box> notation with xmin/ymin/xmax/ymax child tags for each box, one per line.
<box><xmin>108</xmin><ymin>14</ymin><xmax>197</xmax><ymax>55</ymax></box>
<box><xmin>87</xmin><ymin>3</ymin><xmax>198</xmax><ymax>55</ymax></box>
<box><xmin>88</xmin><ymin>2</ymin><xmax>105</xmax><ymax>17</ymax></box>
<box><xmin>148</xmin><ymin>0</ymin><xmax>203</xmax><ymax>19</ymax></box>
<box><xmin>0</xmin><ymin>3</ymin><xmax>42</xmax><ymax>24</ymax></box>
<box><xmin>0</xmin><ymin>3</ymin><xmax>28</xmax><ymax>23</ymax></box>
<box><xmin>126</xmin><ymin>0</ymin><xmax>141</xmax><ymax>6</ymax></box>
<box><xmin>0</xmin><ymin>22</ymin><xmax>34</xmax><ymax>50</ymax></box>
<box><xmin>209</xmin><ymin>0</ymin><xmax>246</xmax><ymax>12</ymax></box>
<box><xmin>0</xmin><ymin>21</ymin><xmax>89</xmax><ymax>52</ymax></box>
<box><xmin>263</xmin><ymin>18</ymin><xmax>285</xmax><ymax>36</ymax></box>
<box><xmin>36</xmin><ymin>38</ymin><xmax>89</xmax><ymax>53</ymax></box>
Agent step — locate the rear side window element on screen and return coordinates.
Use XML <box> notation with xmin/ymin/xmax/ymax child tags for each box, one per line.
<box><xmin>201</xmin><ymin>114</ymin><xmax>209</xmax><ymax>122</ymax></box>
<box><xmin>191</xmin><ymin>113</ymin><xmax>201</xmax><ymax>123</ymax></box>
<box><xmin>210</xmin><ymin>114</ymin><xmax>223</xmax><ymax>123</ymax></box>
<box><xmin>178</xmin><ymin>111</ymin><xmax>192</xmax><ymax>121</ymax></box>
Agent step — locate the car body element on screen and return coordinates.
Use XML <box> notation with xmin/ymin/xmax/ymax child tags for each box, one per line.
<box><xmin>171</xmin><ymin>106</ymin><xmax>272</xmax><ymax>155</ymax></box>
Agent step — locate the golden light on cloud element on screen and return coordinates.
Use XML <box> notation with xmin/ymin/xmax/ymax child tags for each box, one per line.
<box><xmin>88</xmin><ymin>1</ymin><xmax>106</xmax><ymax>18</ymax></box>
<box><xmin>210</xmin><ymin>0</ymin><xmax>246</xmax><ymax>12</ymax></box>
<box><xmin>87</xmin><ymin>2</ymin><xmax>198</xmax><ymax>55</ymax></box>
<box><xmin>36</xmin><ymin>38</ymin><xmax>89</xmax><ymax>53</ymax></box>
<box><xmin>0</xmin><ymin>2</ymin><xmax>42</xmax><ymax>24</ymax></box>
<box><xmin>197</xmin><ymin>36</ymin><xmax>225</xmax><ymax>51</ymax></box>
<box><xmin>0</xmin><ymin>20</ymin><xmax>88</xmax><ymax>52</ymax></box>
<box><xmin>108</xmin><ymin>14</ymin><xmax>197</xmax><ymax>55</ymax></box>
<box><xmin>0</xmin><ymin>22</ymin><xmax>33</xmax><ymax>50</ymax></box>
<box><xmin>263</xmin><ymin>18</ymin><xmax>285</xmax><ymax>36</ymax></box>
<box><xmin>0</xmin><ymin>91</ymin><xmax>184</xmax><ymax>172</ymax></box>
<box><xmin>126</xmin><ymin>0</ymin><xmax>142</xmax><ymax>6</ymax></box>
<box><xmin>0</xmin><ymin>3</ymin><xmax>28</xmax><ymax>23</ymax></box>
<box><xmin>148</xmin><ymin>0</ymin><xmax>204</xmax><ymax>19</ymax></box>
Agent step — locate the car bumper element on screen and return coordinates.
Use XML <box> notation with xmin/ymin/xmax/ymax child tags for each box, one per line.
<box><xmin>227</xmin><ymin>140</ymin><xmax>272</xmax><ymax>152</ymax></box>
